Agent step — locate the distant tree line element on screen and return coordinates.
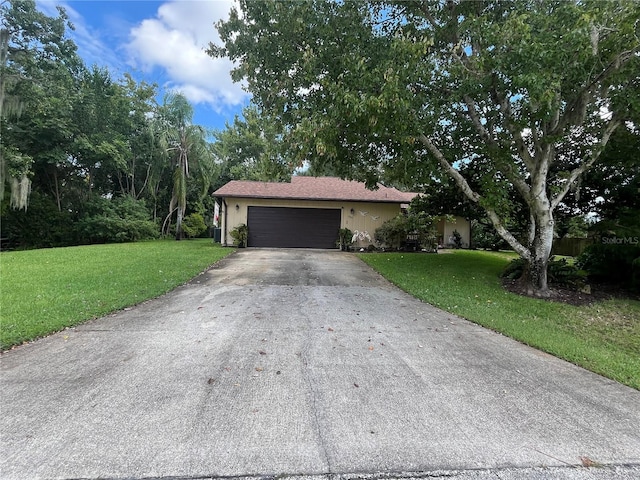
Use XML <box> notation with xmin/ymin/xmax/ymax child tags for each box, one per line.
<box><xmin>0</xmin><ymin>0</ymin><xmax>296</xmax><ymax>249</ymax></box>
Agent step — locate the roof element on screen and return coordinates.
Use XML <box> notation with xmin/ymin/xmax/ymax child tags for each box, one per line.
<box><xmin>213</xmin><ymin>177</ymin><xmax>417</xmax><ymax>204</ymax></box>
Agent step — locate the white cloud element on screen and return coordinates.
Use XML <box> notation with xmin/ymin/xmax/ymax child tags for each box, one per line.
<box><xmin>37</xmin><ymin>0</ymin><xmax>125</xmax><ymax>72</ymax></box>
<box><xmin>126</xmin><ymin>0</ymin><xmax>248</xmax><ymax>111</ymax></box>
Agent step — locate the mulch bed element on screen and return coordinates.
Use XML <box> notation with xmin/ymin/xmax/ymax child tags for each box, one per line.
<box><xmin>502</xmin><ymin>278</ymin><xmax>639</xmax><ymax>306</ymax></box>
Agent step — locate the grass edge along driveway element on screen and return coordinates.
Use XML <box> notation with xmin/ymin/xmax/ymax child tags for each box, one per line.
<box><xmin>0</xmin><ymin>239</ymin><xmax>233</xmax><ymax>350</ymax></box>
<box><xmin>359</xmin><ymin>250</ymin><xmax>640</xmax><ymax>390</ymax></box>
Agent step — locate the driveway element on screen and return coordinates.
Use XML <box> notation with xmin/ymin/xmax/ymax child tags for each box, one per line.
<box><xmin>1</xmin><ymin>249</ymin><xmax>639</xmax><ymax>480</ymax></box>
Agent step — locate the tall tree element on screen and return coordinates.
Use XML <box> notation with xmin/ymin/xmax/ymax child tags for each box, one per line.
<box><xmin>213</xmin><ymin>106</ymin><xmax>292</xmax><ymax>184</ymax></box>
<box><xmin>0</xmin><ymin>0</ymin><xmax>79</xmax><ymax>210</ymax></box>
<box><xmin>211</xmin><ymin>0</ymin><xmax>640</xmax><ymax>296</ymax></box>
<box><xmin>70</xmin><ymin>66</ymin><xmax>130</xmax><ymax>198</ymax></box>
<box><xmin>156</xmin><ymin>93</ymin><xmax>214</xmax><ymax>239</ymax></box>
<box><xmin>117</xmin><ymin>74</ymin><xmax>159</xmax><ymax>200</ymax></box>
<box><xmin>574</xmin><ymin>125</ymin><xmax>640</xmax><ymax>221</ymax></box>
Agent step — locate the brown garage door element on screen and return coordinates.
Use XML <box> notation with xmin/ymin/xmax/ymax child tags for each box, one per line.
<box><xmin>247</xmin><ymin>206</ymin><xmax>341</xmax><ymax>248</ymax></box>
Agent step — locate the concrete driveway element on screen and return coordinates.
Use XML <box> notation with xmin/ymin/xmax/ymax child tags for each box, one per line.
<box><xmin>1</xmin><ymin>249</ymin><xmax>639</xmax><ymax>480</ymax></box>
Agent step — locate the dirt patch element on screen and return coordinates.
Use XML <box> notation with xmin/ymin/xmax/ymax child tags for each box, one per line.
<box><xmin>502</xmin><ymin>278</ymin><xmax>638</xmax><ymax>306</ymax></box>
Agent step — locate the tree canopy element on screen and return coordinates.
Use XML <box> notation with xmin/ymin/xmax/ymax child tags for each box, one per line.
<box><xmin>0</xmin><ymin>1</ymin><xmax>229</xmax><ymax>248</ymax></box>
<box><xmin>211</xmin><ymin>0</ymin><xmax>640</xmax><ymax>295</ymax></box>
<box><xmin>212</xmin><ymin>106</ymin><xmax>293</xmax><ymax>184</ymax></box>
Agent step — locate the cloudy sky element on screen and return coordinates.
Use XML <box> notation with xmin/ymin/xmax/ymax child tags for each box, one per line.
<box><xmin>37</xmin><ymin>0</ymin><xmax>249</xmax><ymax>131</ymax></box>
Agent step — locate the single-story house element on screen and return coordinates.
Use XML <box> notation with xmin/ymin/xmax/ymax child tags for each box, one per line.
<box><xmin>212</xmin><ymin>176</ymin><xmax>470</xmax><ymax>249</ymax></box>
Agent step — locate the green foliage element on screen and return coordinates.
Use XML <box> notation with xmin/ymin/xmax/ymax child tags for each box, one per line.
<box><xmin>156</xmin><ymin>93</ymin><xmax>216</xmax><ymax>238</ymax></box>
<box><xmin>590</xmin><ymin>208</ymin><xmax>640</xmax><ymax>241</ymax></box>
<box><xmin>360</xmin><ymin>250</ymin><xmax>640</xmax><ymax>389</ymax></box>
<box><xmin>229</xmin><ymin>223</ymin><xmax>248</xmax><ymax>247</ymax></box>
<box><xmin>1</xmin><ymin>2</ymin><xmax>218</xmax><ymax>248</ymax></box>
<box><xmin>75</xmin><ymin>196</ymin><xmax>158</xmax><ymax>244</ymax></box>
<box><xmin>1</xmin><ymin>191</ymin><xmax>75</xmax><ymax>249</ymax></box>
<box><xmin>577</xmin><ymin>243</ymin><xmax>640</xmax><ymax>291</ymax></box>
<box><xmin>547</xmin><ymin>259</ymin><xmax>587</xmax><ymax>289</ymax></box>
<box><xmin>555</xmin><ymin>215</ymin><xmax>590</xmax><ymax>239</ymax></box>
<box><xmin>337</xmin><ymin>227</ymin><xmax>353</xmax><ymax>251</ymax></box>
<box><xmin>451</xmin><ymin>230</ymin><xmax>463</xmax><ymax>249</ymax></box>
<box><xmin>375</xmin><ymin>216</ymin><xmax>411</xmax><ymax>250</ymax></box>
<box><xmin>472</xmin><ymin>220</ymin><xmax>509</xmax><ymax>251</ymax></box>
<box><xmin>502</xmin><ymin>256</ymin><xmax>587</xmax><ymax>289</ymax></box>
<box><xmin>375</xmin><ymin>212</ymin><xmax>436</xmax><ymax>251</ymax></box>
<box><xmin>213</xmin><ymin>0</ymin><xmax>640</xmax><ymax>293</ymax></box>
<box><xmin>0</xmin><ymin>239</ymin><xmax>233</xmax><ymax>349</ymax></box>
<box><xmin>1</xmin><ymin>0</ymin><xmax>80</xmax><ymax>207</ymax></box>
<box><xmin>576</xmin><ymin>210</ymin><xmax>640</xmax><ymax>291</ymax></box>
<box><xmin>502</xmin><ymin>257</ymin><xmax>527</xmax><ymax>280</ymax></box>
<box><xmin>567</xmin><ymin>126</ymin><xmax>640</xmax><ymax>220</ymax></box>
<box><xmin>182</xmin><ymin>212</ymin><xmax>207</xmax><ymax>238</ymax></box>
<box><xmin>213</xmin><ymin>106</ymin><xmax>293</xmax><ymax>184</ymax></box>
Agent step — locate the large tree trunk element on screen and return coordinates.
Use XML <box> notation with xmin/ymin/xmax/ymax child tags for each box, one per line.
<box><xmin>522</xmin><ymin>212</ymin><xmax>555</xmax><ymax>297</ymax></box>
<box><xmin>519</xmin><ymin>179</ymin><xmax>556</xmax><ymax>296</ymax></box>
<box><xmin>175</xmin><ymin>208</ymin><xmax>184</xmax><ymax>240</ymax></box>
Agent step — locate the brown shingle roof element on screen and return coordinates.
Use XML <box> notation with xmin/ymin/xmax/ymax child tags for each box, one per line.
<box><xmin>213</xmin><ymin>177</ymin><xmax>417</xmax><ymax>203</ymax></box>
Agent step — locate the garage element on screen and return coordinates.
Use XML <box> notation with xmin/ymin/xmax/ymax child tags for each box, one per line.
<box><xmin>247</xmin><ymin>206</ymin><xmax>341</xmax><ymax>248</ymax></box>
<box><xmin>213</xmin><ymin>177</ymin><xmax>421</xmax><ymax>249</ymax></box>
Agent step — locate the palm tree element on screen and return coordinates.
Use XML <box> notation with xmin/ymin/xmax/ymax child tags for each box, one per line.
<box><xmin>156</xmin><ymin>93</ymin><xmax>213</xmax><ymax>239</ymax></box>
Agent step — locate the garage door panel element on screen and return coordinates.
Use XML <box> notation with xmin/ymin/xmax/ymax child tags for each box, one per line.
<box><xmin>247</xmin><ymin>207</ymin><xmax>341</xmax><ymax>248</ymax></box>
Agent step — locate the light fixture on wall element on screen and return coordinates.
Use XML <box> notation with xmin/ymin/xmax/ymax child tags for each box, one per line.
<box><xmin>235</xmin><ymin>204</ymin><xmax>240</xmax><ymax>211</ymax></box>
<box><xmin>350</xmin><ymin>208</ymin><xmax>355</xmax><ymax>215</ymax></box>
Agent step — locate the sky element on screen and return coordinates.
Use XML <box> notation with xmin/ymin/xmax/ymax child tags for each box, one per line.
<box><xmin>37</xmin><ymin>0</ymin><xmax>250</xmax><ymax>132</ymax></box>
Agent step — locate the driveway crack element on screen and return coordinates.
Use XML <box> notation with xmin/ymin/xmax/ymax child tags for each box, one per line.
<box><xmin>300</xmin><ymin>313</ymin><xmax>333</xmax><ymax>474</ymax></box>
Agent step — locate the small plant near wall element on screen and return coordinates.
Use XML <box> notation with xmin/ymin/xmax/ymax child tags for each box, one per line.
<box><xmin>229</xmin><ymin>224</ymin><xmax>248</xmax><ymax>247</ymax></box>
<box><xmin>452</xmin><ymin>230</ymin><xmax>463</xmax><ymax>249</ymax></box>
<box><xmin>337</xmin><ymin>227</ymin><xmax>353</xmax><ymax>251</ymax></box>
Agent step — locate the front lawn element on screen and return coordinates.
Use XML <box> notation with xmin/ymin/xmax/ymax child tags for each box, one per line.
<box><xmin>359</xmin><ymin>250</ymin><xmax>640</xmax><ymax>390</ymax></box>
<box><xmin>0</xmin><ymin>239</ymin><xmax>233</xmax><ymax>350</ymax></box>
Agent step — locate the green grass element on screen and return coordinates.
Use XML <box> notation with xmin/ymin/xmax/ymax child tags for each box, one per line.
<box><xmin>359</xmin><ymin>250</ymin><xmax>640</xmax><ymax>390</ymax></box>
<box><xmin>0</xmin><ymin>239</ymin><xmax>233</xmax><ymax>350</ymax></box>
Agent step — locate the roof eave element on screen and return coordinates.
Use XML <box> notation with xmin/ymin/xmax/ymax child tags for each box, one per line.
<box><xmin>212</xmin><ymin>193</ymin><xmax>414</xmax><ymax>204</ymax></box>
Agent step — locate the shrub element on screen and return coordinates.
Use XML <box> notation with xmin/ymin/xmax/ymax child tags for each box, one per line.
<box><xmin>375</xmin><ymin>215</ymin><xmax>409</xmax><ymax>250</ymax></box>
<box><xmin>452</xmin><ymin>230</ymin><xmax>463</xmax><ymax>249</ymax></box>
<box><xmin>576</xmin><ymin>243</ymin><xmax>640</xmax><ymax>291</ymax></box>
<box><xmin>337</xmin><ymin>227</ymin><xmax>353</xmax><ymax>251</ymax></box>
<box><xmin>182</xmin><ymin>213</ymin><xmax>208</xmax><ymax>238</ymax></box>
<box><xmin>502</xmin><ymin>256</ymin><xmax>587</xmax><ymax>289</ymax></box>
<box><xmin>547</xmin><ymin>257</ymin><xmax>587</xmax><ymax>288</ymax></box>
<box><xmin>0</xmin><ymin>191</ymin><xmax>75</xmax><ymax>249</ymax></box>
<box><xmin>502</xmin><ymin>257</ymin><xmax>527</xmax><ymax>280</ymax></box>
<box><xmin>75</xmin><ymin>196</ymin><xmax>159</xmax><ymax>244</ymax></box>
<box><xmin>374</xmin><ymin>212</ymin><xmax>437</xmax><ymax>251</ymax></box>
<box><xmin>229</xmin><ymin>223</ymin><xmax>248</xmax><ymax>247</ymax></box>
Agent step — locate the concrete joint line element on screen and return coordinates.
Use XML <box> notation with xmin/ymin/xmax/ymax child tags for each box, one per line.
<box><xmin>61</xmin><ymin>464</ymin><xmax>640</xmax><ymax>480</ymax></box>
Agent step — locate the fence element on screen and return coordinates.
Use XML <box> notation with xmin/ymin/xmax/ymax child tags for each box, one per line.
<box><xmin>551</xmin><ymin>237</ymin><xmax>594</xmax><ymax>257</ymax></box>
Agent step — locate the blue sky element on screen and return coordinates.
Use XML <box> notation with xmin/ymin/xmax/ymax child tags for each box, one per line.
<box><xmin>37</xmin><ymin>0</ymin><xmax>250</xmax><ymax>132</ymax></box>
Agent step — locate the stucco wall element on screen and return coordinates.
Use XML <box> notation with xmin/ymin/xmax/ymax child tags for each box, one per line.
<box><xmin>437</xmin><ymin>216</ymin><xmax>471</xmax><ymax>248</ymax></box>
<box><xmin>218</xmin><ymin>197</ymin><xmax>402</xmax><ymax>247</ymax></box>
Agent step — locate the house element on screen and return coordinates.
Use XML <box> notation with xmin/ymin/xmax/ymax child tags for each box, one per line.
<box><xmin>212</xmin><ymin>176</ymin><xmax>470</xmax><ymax>249</ymax></box>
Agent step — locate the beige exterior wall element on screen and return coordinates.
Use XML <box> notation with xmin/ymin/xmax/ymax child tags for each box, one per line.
<box><xmin>437</xmin><ymin>216</ymin><xmax>471</xmax><ymax>248</ymax></box>
<box><xmin>218</xmin><ymin>197</ymin><xmax>403</xmax><ymax>248</ymax></box>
